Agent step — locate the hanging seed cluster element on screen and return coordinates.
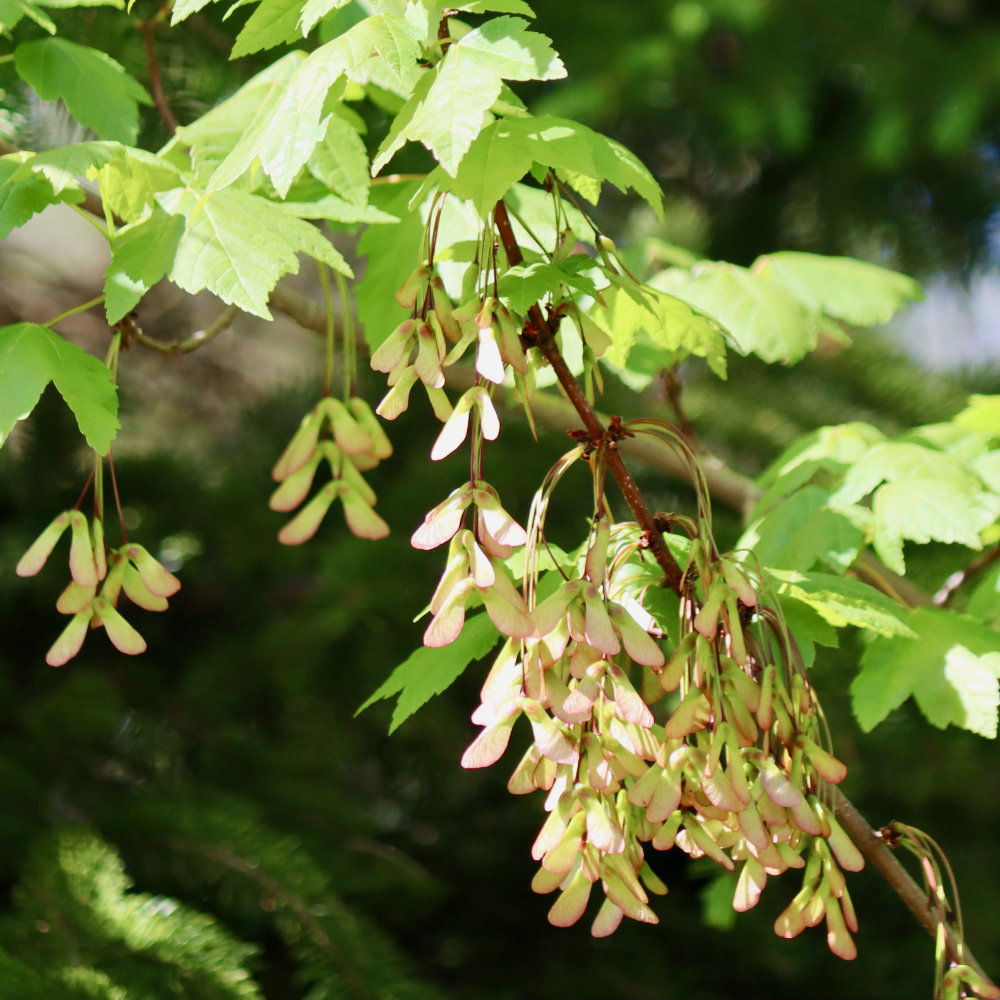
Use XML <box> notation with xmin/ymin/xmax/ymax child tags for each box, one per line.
<box><xmin>460</xmin><ymin>513</ymin><xmax>862</xmax><ymax>953</ymax></box>
<box><xmin>369</xmin><ymin>251</ymin><xmax>864</xmax><ymax>955</ymax></box>
<box><xmin>17</xmin><ymin>510</ymin><xmax>180</xmax><ymax>666</ymax></box>
<box><xmin>270</xmin><ymin>396</ymin><xmax>393</xmax><ymax>544</ymax></box>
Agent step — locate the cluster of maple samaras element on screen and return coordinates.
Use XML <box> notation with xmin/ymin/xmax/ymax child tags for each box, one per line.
<box><xmin>16</xmin><ymin>510</ymin><xmax>180</xmax><ymax>666</ymax></box>
<box><xmin>370</xmin><ymin>265</ymin><xmax>534</xmax><ymax>461</ymax></box>
<box><xmin>414</xmin><ymin>484</ymin><xmax>862</xmax><ymax>954</ymax></box>
<box><xmin>270</xmin><ymin>396</ymin><xmax>393</xmax><ymax>543</ymax></box>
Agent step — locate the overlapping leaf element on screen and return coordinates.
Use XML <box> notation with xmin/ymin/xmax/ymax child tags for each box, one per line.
<box><xmin>296</xmin><ymin>0</ymin><xmax>349</xmax><ymax>36</ymax></box>
<box><xmin>767</xmin><ymin>569</ymin><xmax>916</xmax><ymax>638</ymax></box>
<box><xmin>829</xmin><ymin>441</ymin><xmax>999</xmax><ymax>573</ymax></box>
<box><xmin>589</xmin><ymin>279</ymin><xmax>727</xmax><ymax>377</ymax></box>
<box><xmin>853</xmin><ymin>607</ymin><xmax>1000</xmax><ymax>736</ymax></box>
<box><xmin>754</xmin><ymin>251</ymin><xmax>923</xmax><ymax>326</ymax></box>
<box><xmin>99</xmin><ymin>147</ymin><xmax>183</xmax><ymax>223</ymax></box>
<box><xmin>954</xmin><ymin>394</ymin><xmax>1000</xmax><ymax>438</ymax></box>
<box><xmin>497</xmin><ymin>260</ymin><xmax>595</xmax><ymax>314</ymax></box>
<box><xmin>444</xmin><ymin>114</ymin><xmax>662</xmax><ymax>217</ymax></box>
<box><xmin>104</xmin><ymin>210</ymin><xmax>185</xmax><ymax>324</ymax></box>
<box><xmin>210</xmin><ymin>15</ymin><xmax>421</xmax><ymax>196</ymax></box>
<box><xmin>871</xmin><ymin>480</ymin><xmax>999</xmax><ymax>574</ymax></box>
<box><xmin>0</xmin><ymin>156</ymin><xmax>78</xmax><ymax>239</ymax></box>
<box><xmin>372</xmin><ymin>16</ymin><xmax>565</xmax><ymax>177</ymax></box>
<box><xmin>0</xmin><ymin>323</ymin><xmax>118</xmax><ymax>452</ymax></box>
<box><xmin>739</xmin><ymin>486</ymin><xmax>865</xmax><ymax>573</ymax></box>
<box><xmin>654</xmin><ymin>262</ymin><xmax>819</xmax><ymax>364</ymax></box>
<box><xmin>230</xmin><ymin>0</ymin><xmax>307</xmax><ymax>58</ymax></box>
<box><xmin>0</xmin><ymin>0</ymin><xmax>122</xmax><ymax>35</ymax></box>
<box><xmin>306</xmin><ymin>111</ymin><xmax>371</xmax><ymax>206</ymax></box>
<box><xmin>168</xmin><ymin>52</ymin><xmax>305</xmax><ymax>183</ymax></box>
<box><xmin>14</xmin><ymin>39</ymin><xmax>150</xmax><ymax>144</ymax></box>
<box><xmin>157</xmin><ymin>187</ymin><xmax>352</xmax><ymax>318</ymax></box>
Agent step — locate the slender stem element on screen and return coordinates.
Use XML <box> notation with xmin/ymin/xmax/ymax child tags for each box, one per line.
<box><xmin>68</xmin><ymin>201</ymin><xmax>112</xmax><ymax>237</ymax></box>
<box><xmin>72</xmin><ymin>469</ymin><xmax>95</xmax><ymax>511</ymax></box>
<box><xmin>318</xmin><ymin>262</ymin><xmax>335</xmax><ymax>397</ymax></box>
<box><xmin>45</xmin><ymin>294</ymin><xmax>105</xmax><ymax>327</ymax></box>
<box><xmin>336</xmin><ymin>270</ymin><xmax>356</xmax><ymax>398</ymax></box>
<box><xmin>93</xmin><ymin>453</ymin><xmax>104</xmax><ymax>524</ymax></box>
<box><xmin>107</xmin><ymin>450</ymin><xmax>128</xmax><ymax>544</ymax></box>
<box><xmin>933</xmin><ymin>543</ymin><xmax>1000</xmax><ymax>607</ymax></box>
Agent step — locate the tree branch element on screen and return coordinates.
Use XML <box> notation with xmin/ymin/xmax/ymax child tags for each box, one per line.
<box><xmin>493</xmin><ymin>198</ymin><xmax>686</xmax><ymax>593</ymax></box>
<box><xmin>491</xmin><ymin>196</ymin><xmax>992</xmax><ymax>981</ymax></box>
<box><xmin>933</xmin><ymin>542</ymin><xmax>1000</xmax><ymax>607</ymax></box>
<box><xmin>7</xmin><ymin>158</ymin><xmax>981</xmax><ymax>971</ymax></box>
<box><xmin>831</xmin><ymin>789</ymin><xmax>994</xmax><ymax>984</ymax></box>
<box><xmin>121</xmin><ymin>305</ymin><xmax>239</xmax><ymax>355</ymax></box>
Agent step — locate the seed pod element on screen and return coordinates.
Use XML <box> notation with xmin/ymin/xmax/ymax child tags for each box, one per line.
<box><xmin>548</xmin><ymin>868</ymin><xmax>593</xmax><ymax>928</ymax></box>
<box><xmin>17</xmin><ymin>511</ymin><xmax>72</xmax><ymax>577</ymax></box>
<box><xmin>394</xmin><ymin>265</ymin><xmax>429</xmax><ymax>308</ymax></box>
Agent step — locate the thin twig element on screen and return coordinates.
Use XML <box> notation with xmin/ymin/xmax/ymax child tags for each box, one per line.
<box><xmin>933</xmin><ymin>543</ymin><xmax>1000</xmax><ymax>607</ymax></box>
<box><xmin>140</xmin><ymin>19</ymin><xmax>178</xmax><ymax>134</ymax></box>
<box><xmin>125</xmin><ymin>305</ymin><xmax>239</xmax><ymax>355</ymax></box>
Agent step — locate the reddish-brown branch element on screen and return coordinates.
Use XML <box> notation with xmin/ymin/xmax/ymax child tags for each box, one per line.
<box><xmin>493</xmin><ymin>199</ymin><xmax>685</xmax><ymax>594</ymax></box>
<box><xmin>140</xmin><ymin>19</ymin><xmax>178</xmax><ymax>134</ymax></box>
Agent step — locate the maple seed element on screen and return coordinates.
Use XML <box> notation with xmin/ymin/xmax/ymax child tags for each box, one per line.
<box><xmin>68</xmin><ymin>511</ymin><xmax>99</xmax><ymax>587</ymax></box>
<box><xmin>394</xmin><ymin>266</ymin><xmax>429</xmax><ymax>308</ymax></box>
<box><xmin>46</xmin><ymin>611</ymin><xmax>92</xmax><ymax>667</ymax></box>
<box><xmin>17</xmin><ymin>511</ymin><xmax>72</xmax><ymax>577</ymax></box>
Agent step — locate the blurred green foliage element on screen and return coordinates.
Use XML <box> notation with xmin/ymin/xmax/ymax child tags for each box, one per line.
<box><xmin>530</xmin><ymin>0</ymin><xmax>1000</xmax><ymax>272</ymax></box>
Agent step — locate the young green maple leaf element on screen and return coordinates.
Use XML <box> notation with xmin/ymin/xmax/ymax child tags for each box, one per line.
<box><xmin>445</xmin><ymin>114</ymin><xmax>663</xmax><ymax>218</ymax></box>
<box><xmin>104</xmin><ymin>211</ymin><xmax>185</xmax><ymax>324</ymax></box>
<box><xmin>0</xmin><ymin>324</ymin><xmax>119</xmax><ymax>453</ymax></box>
<box><xmin>0</xmin><ymin>157</ymin><xmax>68</xmax><ymax>240</ymax></box>
<box><xmin>356</xmin><ymin>613</ymin><xmax>500</xmax><ymax>733</ymax></box>
<box><xmin>372</xmin><ymin>16</ymin><xmax>566</xmax><ymax>177</ymax></box>
<box><xmin>655</xmin><ymin>262</ymin><xmax>819</xmax><ymax>365</ymax></box>
<box><xmin>210</xmin><ymin>15</ymin><xmax>421</xmax><ymax>196</ymax></box>
<box><xmin>0</xmin><ymin>143</ymin><xmax>122</xmax><ymax>240</ymax></box>
<box><xmin>852</xmin><ymin>607</ymin><xmax>1000</xmax><ymax>736</ymax></box>
<box><xmin>230</xmin><ymin>0</ymin><xmax>308</xmax><ymax>58</ymax></box>
<box><xmin>157</xmin><ymin>187</ymin><xmax>352</xmax><ymax>319</ymax></box>
<box><xmin>167</xmin><ymin>52</ymin><xmax>305</xmax><ymax>184</ymax></box>
<box><xmin>590</xmin><ymin>278</ymin><xmax>727</xmax><ymax>379</ymax></box>
<box><xmin>753</xmin><ymin>251</ymin><xmax>923</xmax><ymax>327</ymax></box>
